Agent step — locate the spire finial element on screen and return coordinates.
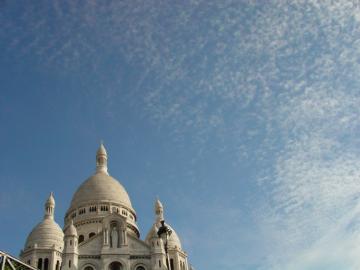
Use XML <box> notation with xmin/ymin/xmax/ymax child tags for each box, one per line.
<box><xmin>96</xmin><ymin>142</ymin><xmax>108</xmax><ymax>174</ymax></box>
<box><xmin>44</xmin><ymin>192</ymin><xmax>55</xmax><ymax>219</ymax></box>
<box><xmin>47</xmin><ymin>192</ymin><xmax>55</xmax><ymax>205</ymax></box>
<box><xmin>155</xmin><ymin>197</ymin><xmax>164</xmax><ymax>222</ymax></box>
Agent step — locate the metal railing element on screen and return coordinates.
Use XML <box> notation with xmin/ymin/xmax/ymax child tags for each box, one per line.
<box><xmin>0</xmin><ymin>251</ymin><xmax>37</xmax><ymax>270</ymax></box>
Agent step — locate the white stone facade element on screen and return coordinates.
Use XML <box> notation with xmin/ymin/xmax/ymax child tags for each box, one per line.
<box><xmin>20</xmin><ymin>144</ymin><xmax>189</xmax><ymax>270</ymax></box>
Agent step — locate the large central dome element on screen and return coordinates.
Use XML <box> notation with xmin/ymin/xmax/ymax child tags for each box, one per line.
<box><xmin>66</xmin><ymin>143</ymin><xmax>135</xmax><ymax>214</ymax></box>
<box><xmin>69</xmin><ymin>171</ymin><xmax>133</xmax><ymax>211</ymax></box>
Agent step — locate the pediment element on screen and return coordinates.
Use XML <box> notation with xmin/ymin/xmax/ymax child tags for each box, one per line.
<box><xmin>128</xmin><ymin>234</ymin><xmax>150</xmax><ymax>254</ymax></box>
<box><xmin>79</xmin><ymin>234</ymin><xmax>102</xmax><ymax>255</ymax></box>
<box><xmin>102</xmin><ymin>213</ymin><xmax>127</xmax><ymax>228</ymax></box>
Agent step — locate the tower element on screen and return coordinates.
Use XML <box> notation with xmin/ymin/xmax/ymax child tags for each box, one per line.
<box><xmin>62</xmin><ymin>220</ymin><xmax>78</xmax><ymax>270</ymax></box>
<box><xmin>147</xmin><ymin>200</ymin><xmax>167</xmax><ymax>270</ymax></box>
<box><xmin>146</xmin><ymin>199</ymin><xmax>188</xmax><ymax>270</ymax></box>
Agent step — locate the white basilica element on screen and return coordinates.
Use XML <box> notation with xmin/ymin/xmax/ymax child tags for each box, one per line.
<box><xmin>20</xmin><ymin>144</ymin><xmax>190</xmax><ymax>270</ymax></box>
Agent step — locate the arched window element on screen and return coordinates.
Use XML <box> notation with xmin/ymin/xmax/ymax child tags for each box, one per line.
<box><xmin>101</xmin><ymin>205</ymin><xmax>109</xmax><ymax>211</ymax></box>
<box><xmin>79</xmin><ymin>235</ymin><xmax>84</xmax><ymax>243</ymax></box>
<box><xmin>84</xmin><ymin>266</ymin><xmax>94</xmax><ymax>270</ymax></box>
<box><xmin>108</xmin><ymin>262</ymin><xmax>122</xmax><ymax>270</ymax></box>
<box><xmin>70</xmin><ymin>240</ymin><xmax>73</xmax><ymax>246</ymax></box>
<box><xmin>170</xmin><ymin>259</ymin><xmax>174</xmax><ymax>270</ymax></box>
<box><xmin>69</xmin><ymin>260</ymin><xmax>72</xmax><ymax>268</ymax></box>
<box><xmin>158</xmin><ymin>260</ymin><xmax>161</xmax><ymax>268</ymax></box>
<box><xmin>56</xmin><ymin>261</ymin><xmax>60</xmax><ymax>270</ymax></box>
<box><xmin>89</xmin><ymin>232</ymin><xmax>96</xmax><ymax>238</ymax></box>
<box><xmin>44</xmin><ymin>259</ymin><xmax>49</xmax><ymax>270</ymax></box>
<box><xmin>136</xmin><ymin>266</ymin><xmax>145</xmax><ymax>270</ymax></box>
<box><xmin>37</xmin><ymin>258</ymin><xmax>43</xmax><ymax>270</ymax></box>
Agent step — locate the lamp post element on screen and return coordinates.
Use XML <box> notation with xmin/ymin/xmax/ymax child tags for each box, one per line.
<box><xmin>157</xmin><ymin>220</ymin><xmax>172</xmax><ymax>270</ymax></box>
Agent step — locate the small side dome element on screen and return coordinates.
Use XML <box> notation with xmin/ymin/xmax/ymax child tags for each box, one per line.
<box><xmin>145</xmin><ymin>222</ymin><xmax>182</xmax><ymax>250</ymax></box>
<box><xmin>25</xmin><ymin>219</ymin><xmax>64</xmax><ymax>250</ymax></box>
<box><xmin>24</xmin><ymin>193</ymin><xmax>64</xmax><ymax>251</ymax></box>
<box><xmin>167</xmin><ymin>225</ymin><xmax>182</xmax><ymax>249</ymax></box>
<box><xmin>65</xmin><ymin>220</ymin><xmax>77</xmax><ymax>237</ymax></box>
<box><xmin>145</xmin><ymin>223</ymin><xmax>158</xmax><ymax>243</ymax></box>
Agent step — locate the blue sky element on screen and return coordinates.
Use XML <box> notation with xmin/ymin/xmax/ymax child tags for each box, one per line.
<box><xmin>1</xmin><ymin>1</ymin><xmax>360</xmax><ymax>269</ymax></box>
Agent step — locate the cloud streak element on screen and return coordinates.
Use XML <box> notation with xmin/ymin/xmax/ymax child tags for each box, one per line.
<box><xmin>2</xmin><ymin>1</ymin><xmax>360</xmax><ymax>269</ymax></box>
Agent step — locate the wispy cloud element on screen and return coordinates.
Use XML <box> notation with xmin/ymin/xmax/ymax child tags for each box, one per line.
<box><xmin>251</xmin><ymin>3</ymin><xmax>360</xmax><ymax>268</ymax></box>
<box><xmin>2</xmin><ymin>1</ymin><xmax>360</xmax><ymax>269</ymax></box>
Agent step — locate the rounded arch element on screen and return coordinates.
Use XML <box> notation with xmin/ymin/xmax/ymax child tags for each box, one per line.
<box><xmin>44</xmin><ymin>258</ymin><xmax>49</xmax><ymax>270</ymax></box>
<box><xmin>135</xmin><ymin>265</ymin><xmax>146</xmax><ymax>270</ymax></box>
<box><xmin>80</xmin><ymin>262</ymin><xmax>98</xmax><ymax>270</ymax></box>
<box><xmin>79</xmin><ymin>235</ymin><xmax>84</xmax><ymax>243</ymax></box>
<box><xmin>108</xmin><ymin>261</ymin><xmax>123</xmax><ymax>270</ymax></box>
<box><xmin>131</xmin><ymin>262</ymin><xmax>148</xmax><ymax>270</ymax></box>
<box><xmin>105</xmin><ymin>258</ymin><xmax>127</xmax><ymax>270</ymax></box>
<box><xmin>89</xmin><ymin>232</ymin><xmax>96</xmax><ymax>238</ymax></box>
<box><xmin>37</xmin><ymin>258</ymin><xmax>43</xmax><ymax>270</ymax></box>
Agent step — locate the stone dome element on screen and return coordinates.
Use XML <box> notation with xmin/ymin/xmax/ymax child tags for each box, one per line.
<box><xmin>25</xmin><ymin>219</ymin><xmax>64</xmax><ymax>250</ymax></box>
<box><xmin>145</xmin><ymin>223</ymin><xmax>182</xmax><ymax>250</ymax></box>
<box><xmin>68</xmin><ymin>171</ymin><xmax>134</xmax><ymax>212</ymax></box>
<box><xmin>65</xmin><ymin>220</ymin><xmax>77</xmax><ymax>236</ymax></box>
<box><xmin>25</xmin><ymin>193</ymin><xmax>64</xmax><ymax>250</ymax></box>
<box><xmin>167</xmin><ymin>226</ymin><xmax>182</xmax><ymax>249</ymax></box>
<box><xmin>67</xmin><ymin>144</ymin><xmax>134</xmax><ymax>214</ymax></box>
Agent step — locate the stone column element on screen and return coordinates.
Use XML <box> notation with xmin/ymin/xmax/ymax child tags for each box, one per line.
<box><xmin>50</xmin><ymin>249</ymin><xmax>57</xmax><ymax>270</ymax></box>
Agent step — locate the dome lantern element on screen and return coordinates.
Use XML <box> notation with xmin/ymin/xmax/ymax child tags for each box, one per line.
<box><xmin>96</xmin><ymin>142</ymin><xmax>108</xmax><ymax>175</ymax></box>
<box><xmin>155</xmin><ymin>198</ymin><xmax>164</xmax><ymax>222</ymax></box>
<box><xmin>24</xmin><ymin>193</ymin><xmax>64</xmax><ymax>251</ymax></box>
<box><xmin>65</xmin><ymin>219</ymin><xmax>78</xmax><ymax>237</ymax></box>
<box><xmin>145</xmin><ymin>199</ymin><xmax>182</xmax><ymax>250</ymax></box>
<box><xmin>66</xmin><ymin>144</ymin><xmax>138</xmax><ymax>234</ymax></box>
<box><xmin>44</xmin><ymin>192</ymin><xmax>55</xmax><ymax>220</ymax></box>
